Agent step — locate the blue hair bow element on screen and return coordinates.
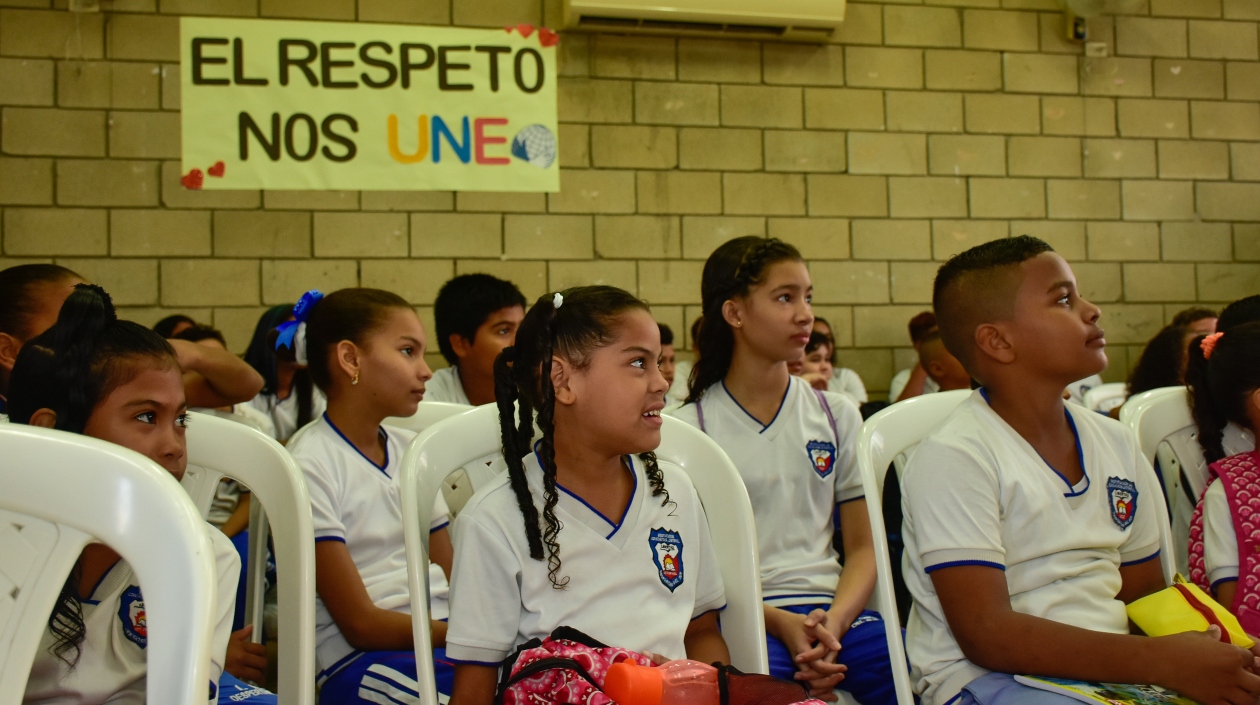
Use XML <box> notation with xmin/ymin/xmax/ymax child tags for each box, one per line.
<box><xmin>274</xmin><ymin>289</ymin><xmax>323</xmax><ymax>353</ymax></box>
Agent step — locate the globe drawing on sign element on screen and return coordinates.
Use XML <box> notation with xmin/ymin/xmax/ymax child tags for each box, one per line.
<box><xmin>511</xmin><ymin>124</ymin><xmax>557</xmax><ymax>169</ymax></box>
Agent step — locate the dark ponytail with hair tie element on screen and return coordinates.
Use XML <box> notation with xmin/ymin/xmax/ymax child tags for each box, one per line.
<box><xmin>1186</xmin><ymin>323</ymin><xmax>1260</xmax><ymax>464</ymax></box>
<box><xmin>493</xmin><ymin>286</ymin><xmax>671</xmax><ymax>589</ymax></box>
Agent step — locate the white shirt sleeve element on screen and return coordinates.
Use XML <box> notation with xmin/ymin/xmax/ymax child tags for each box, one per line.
<box><xmin>301</xmin><ymin>456</ymin><xmax>346</xmax><ymax>542</ymax></box>
<box><xmin>688</xmin><ymin>485</ymin><xmax>727</xmax><ymax>618</ymax></box>
<box><xmin>835</xmin><ymin>368</ymin><xmax>868</xmax><ymax>404</ymax></box>
<box><xmin>208</xmin><ymin>528</ymin><xmax>242</xmax><ymax>701</ymax></box>
<box><xmin>1117</xmin><ymin>439</ymin><xmax>1163</xmax><ymax>565</ymax></box>
<box><xmin>904</xmin><ymin>438</ymin><xmax>1006</xmax><ymax>571</ymax></box>
<box><xmin>1203</xmin><ymin>480</ymin><xmax>1239</xmax><ymax>588</ymax></box>
<box><xmin>826</xmin><ymin>393</ymin><xmax>865</xmax><ymax>504</ymax></box>
<box><xmin>888</xmin><ymin>369</ymin><xmax>911</xmax><ymax>403</ymax></box>
<box><xmin>446</xmin><ymin>511</ymin><xmax>524</xmax><ymax>664</ymax></box>
<box><xmin>432</xmin><ymin>491</ymin><xmax>451</xmax><ymax>533</ymax></box>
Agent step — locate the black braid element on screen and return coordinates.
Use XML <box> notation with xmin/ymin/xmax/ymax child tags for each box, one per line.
<box><xmin>687</xmin><ymin>237</ymin><xmax>803</xmax><ymax>403</ymax></box>
<box><xmin>638</xmin><ymin>452</ymin><xmax>674</xmax><ymax>511</ymax></box>
<box><xmin>494</xmin><ymin>347</ymin><xmax>545</xmax><ymax>561</ymax></box>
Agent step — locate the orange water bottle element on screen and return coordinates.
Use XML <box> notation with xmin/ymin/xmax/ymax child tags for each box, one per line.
<box><xmin>604</xmin><ymin>660</ymin><xmax>719</xmax><ymax>705</ymax></box>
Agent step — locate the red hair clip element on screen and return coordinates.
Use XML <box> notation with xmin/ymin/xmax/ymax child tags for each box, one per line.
<box><xmin>1200</xmin><ymin>331</ymin><xmax>1224</xmax><ymax>360</ymax></box>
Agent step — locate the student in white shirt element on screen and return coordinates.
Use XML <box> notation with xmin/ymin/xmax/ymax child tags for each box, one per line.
<box><xmin>672</xmin><ymin>237</ymin><xmax>895</xmax><ymax>705</ymax></box>
<box><xmin>0</xmin><ymin>264</ymin><xmax>83</xmax><ymax>420</ymax></box>
<box><xmin>811</xmin><ymin>317</ymin><xmax>867</xmax><ymax>406</ymax></box>
<box><xmin>242</xmin><ymin>304</ymin><xmax>327</xmax><ymax>443</ymax></box>
<box><xmin>915</xmin><ymin>330</ymin><xmax>971</xmax><ymax>393</ymax></box>
<box><xmin>902</xmin><ymin>236</ymin><xmax>1258</xmax><ymax>705</ymax></box>
<box><xmin>447</xmin><ymin>286</ymin><xmax>729</xmax><ymax>705</ymax></box>
<box><xmin>283</xmin><ymin>288</ymin><xmax>457</xmax><ymax>705</ymax></box>
<box><xmin>887</xmin><ymin>312</ymin><xmax>940</xmax><ymax>402</ymax></box>
<box><xmin>10</xmin><ymin>284</ymin><xmax>269</xmax><ymax>705</ymax></box>
<box><xmin>428</xmin><ymin>274</ymin><xmax>526</xmax><ymax>406</ymax></box>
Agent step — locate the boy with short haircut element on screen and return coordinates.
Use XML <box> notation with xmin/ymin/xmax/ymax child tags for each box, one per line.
<box><xmin>889</xmin><ymin>312</ymin><xmax>940</xmax><ymax>402</ymax></box>
<box><xmin>429</xmin><ymin>274</ymin><xmax>526</xmax><ymax>406</ymax></box>
<box><xmin>915</xmin><ymin>329</ymin><xmax>970</xmax><ymax>392</ymax></box>
<box><xmin>902</xmin><ymin>236</ymin><xmax>1260</xmax><ymax>705</ymax></box>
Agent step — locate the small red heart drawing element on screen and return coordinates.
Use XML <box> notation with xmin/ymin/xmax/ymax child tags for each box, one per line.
<box><xmin>505</xmin><ymin>25</ymin><xmax>515</xmax><ymax>33</ymax></box>
<box><xmin>208</xmin><ymin>161</ymin><xmax>225</xmax><ymax>177</ymax></box>
<box><xmin>516</xmin><ymin>23</ymin><xmax>535</xmax><ymax>38</ymax></box>
<box><xmin>181</xmin><ymin>168</ymin><xmax>204</xmax><ymax>190</ymax></box>
<box><xmin>539</xmin><ymin>27</ymin><xmax>559</xmax><ymax>47</ymax></box>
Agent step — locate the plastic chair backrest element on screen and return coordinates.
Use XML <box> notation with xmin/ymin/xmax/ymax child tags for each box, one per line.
<box><xmin>0</xmin><ymin>423</ymin><xmax>217</xmax><ymax>705</ymax></box>
<box><xmin>397</xmin><ymin>406</ymin><xmax>769</xmax><ymax>705</ymax></box>
<box><xmin>179</xmin><ymin>411</ymin><xmax>316</xmax><ymax>705</ymax></box>
<box><xmin>1120</xmin><ymin>386</ymin><xmax>1204</xmax><ymax>580</ymax></box>
<box><xmin>384</xmin><ymin>401</ymin><xmax>475</xmax><ymax>434</ymax></box>
<box><xmin>857</xmin><ymin>389</ymin><xmax>970</xmax><ymax>705</ymax></box>
<box><xmin>1083</xmin><ymin>382</ymin><xmax>1127</xmax><ymax>413</ymax></box>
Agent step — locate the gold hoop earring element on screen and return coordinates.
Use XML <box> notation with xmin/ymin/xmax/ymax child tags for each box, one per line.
<box><xmin>352</xmin><ymin>371</ymin><xmax>359</xmax><ymax>386</ymax></box>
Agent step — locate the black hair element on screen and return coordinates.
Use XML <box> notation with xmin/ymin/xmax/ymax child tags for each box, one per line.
<box><xmin>0</xmin><ymin>263</ymin><xmax>82</xmax><ymax>341</ymax></box>
<box><xmin>932</xmin><ymin>235</ymin><xmax>1054</xmax><ymax>368</ymax></box>
<box><xmin>687</xmin><ymin>237</ymin><xmax>804</xmax><ymax>403</ymax></box>
<box><xmin>172</xmin><ymin>324</ymin><xmax>226</xmax><ymax>347</ymax></box>
<box><xmin>305</xmin><ymin>288</ymin><xmax>413</xmax><ymax>392</ymax></box>
<box><xmin>908</xmin><ymin>311</ymin><xmax>938</xmax><ymax>344</ymax></box>
<box><xmin>805</xmin><ymin>331</ymin><xmax>830</xmax><ymax>356</ymax></box>
<box><xmin>1186</xmin><ymin>322</ymin><xmax>1260</xmax><ymax>463</ymax></box>
<box><xmin>658</xmin><ymin>323</ymin><xmax>674</xmax><ymax>347</ymax></box>
<box><xmin>434</xmin><ymin>274</ymin><xmax>527</xmax><ymax>366</ymax></box>
<box><xmin>153</xmin><ymin>314</ymin><xmax>197</xmax><ymax>339</ymax></box>
<box><xmin>813</xmin><ymin>316</ymin><xmax>838</xmax><ymax>366</ymax></box>
<box><xmin>1170</xmin><ymin>307</ymin><xmax>1217</xmax><ymax>328</ymax></box>
<box><xmin>243</xmin><ymin>304</ymin><xmax>315</xmax><ymax>430</ymax></box>
<box><xmin>689</xmin><ymin>316</ymin><xmax>703</xmax><ymax>350</ymax></box>
<box><xmin>1218</xmin><ymin>295</ymin><xmax>1260</xmax><ymax>333</ymax></box>
<box><xmin>8</xmin><ymin>284</ymin><xmax>177</xmax><ymax>666</ymax></box>
<box><xmin>494</xmin><ymin>286</ymin><xmax>670</xmax><ymax>589</ymax></box>
<box><xmin>1126</xmin><ymin>324</ymin><xmax>1192</xmax><ymax>398</ymax></box>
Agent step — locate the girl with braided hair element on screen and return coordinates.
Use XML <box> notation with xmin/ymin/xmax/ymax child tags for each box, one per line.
<box><xmin>446</xmin><ymin>286</ymin><xmax>729</xmax><ymax>705</ymax></box>
<box><xmin>10</xmin><ymin>284</ymin><xmax>272</xmax><ymax>705</ymax></box>
<box><xmin>673</xmin><ymin>237</ymin><xmax>896</xmax><ymax>705</ymax></box>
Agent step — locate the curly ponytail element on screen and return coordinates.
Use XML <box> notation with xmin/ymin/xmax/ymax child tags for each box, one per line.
<box><xmin>686</xmin><ymin>237</ymin><xmax>804</xmax><ymax>403</ymax></box>
<box><xmin>494</xmin><ymin>285</ymin><xmax>670</xmax><ymax>589</ymax></box>
<box><xmin>1186</xmin><ymin>323</ymin><xmax>1260</xmax><ymax>463</ymax></box>
<box><xmin>7</xmin><ymin>284</ymin><xmax>178</xmax><ymax>665</ymax></box>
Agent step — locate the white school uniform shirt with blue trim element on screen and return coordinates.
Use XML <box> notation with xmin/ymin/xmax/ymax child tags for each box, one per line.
<box><xmin>289</xmin><ymin>415</ymin><xmax>451</xmax><ymax>682</ymax></box>
<box><xmin>424</xmin><ymin>366</ymin><xmax>472</xmax><ymax>406</ymax></box>
<box><xmin>901</xmin><ymin>390</ymin><xmax>1162</xmax><ymax>705</ymax></box>
<box><xmin>246</xmin><ymin>387</ymin><xmax>327</xmax><ymax>443</ymax></box>
<box><xmin>23</xmin><ymin>527</ymin><xmax>239</xmax><ymax>705</ymax></box>
<box><xmin>671</xmin><ymin>376</ymin><xmax>864</xmax><ymax>607</ymax></box>
<box><xmin>445</xmin><ymin>451</ymin><xmax>726</xmax><ymax>664</ymax></box>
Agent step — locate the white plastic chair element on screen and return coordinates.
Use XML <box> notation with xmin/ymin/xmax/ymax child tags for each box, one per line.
<box><xmin>384</xmin><ymin>401</ymin><xmax>474</xmax><ymax>434</ymax></box>
<box><xmin>1121</xmin><ymin>386</ymin><xmax>1210</xmax><ymax>579</ymax></box>
<box><xmin>856</xmin><ymin>389</ymin><xmax>971</xmax><ymax>705</ymax></box>
<box><xmin>179</xmin><ymin>411</ymin><xmax>316</xmax><ymax>705</ymax></box>
<box><xmin>0</xmin><ymin>423</ymin><xmax>217</xmax><ymax>705</ymax></box>
<box><xmin>1083</xmin><ymin>382</ymin><xmax>1127</xmax><ymax>413</ymax></box>
<box><xmin>397</xmin><ymin>406</ymin><xmax>768</xmax><ymax>705</ymax></box>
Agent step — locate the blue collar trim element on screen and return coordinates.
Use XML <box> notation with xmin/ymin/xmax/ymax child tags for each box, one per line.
<box><xmin>532</xmin><ymin>440</ymin><xmax>637</xmax><ymax>539</ymax></box>
<box><xmin>323</xmin><ymin>413</ymin><xmax>390</xmax><ymax>476</ymax></box>
<box><xmin>722</xmin><ymin>377</ymin><xmax>791</xmax><ymax>434</ymax></box>
<box><xmin>978</xmin><ymin>388</ymin><xmax>1089</xmax><ymax>497</ymax></box>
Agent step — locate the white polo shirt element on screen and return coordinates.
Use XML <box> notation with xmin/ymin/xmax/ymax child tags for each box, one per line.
<box><xmin>888</xmin><ymin>368</ymin><xmax>940</xmax><ymax>402</ymax></box>
<box><xmin>290</xmin><ymin>415</ymin><xmax>451</xmax><ymax>682</ymax></box>
<box><xmin>24</xmin><ymin>528</ymin><xmax>239</xmax><ymax>705</ymax></box>
<box><xmin>424</xmin><ymin>367</ymin><xmax>472</xmax><ymax>406</ymax></box>
<box><xmin>246</xmin><ymin>387</ymin><xmax>327</xmax><ymax>443</ymax></box>
<box><xmin>829</xmin><ymin>367</ymin><xmax>868</xmax><ymax>405</ymax></box>
<box><xmin>901</xmin><ymin>390</ymin><xmax>1162</xmax><ymax>705</ymax></box>
<box><xmin>446</xmin><ymin>451</ymin><xmax>726</xmax><ymax>664</ymax></box>
<box><xmin>672</xmin><ymin>377</ymin><xmax>864</xmax><ymax>606</ymax></box>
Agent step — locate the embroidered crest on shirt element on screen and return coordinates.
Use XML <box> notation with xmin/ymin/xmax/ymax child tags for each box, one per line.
<box><xmin>1107</xmin><ymin>476</ymin><xmax>1138</xmax><ymax>530</ymax></box>
<box><xmin>649</xmin><ymin>528</ymin><xmax>684</xmax><ymax>592</ymax></box>
<box><xmin>806</xmin><ymin>439</ymin><xmax>836</xmax><ymax>478</ymax></box>
<box><xmin>118</xmin><ymin>585</ymin><xmax>147</xmax><ymax>648</ymax></box>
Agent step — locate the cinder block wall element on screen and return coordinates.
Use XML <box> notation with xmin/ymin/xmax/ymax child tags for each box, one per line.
<box><xmin>2</xmin><ymin>0</ymin><xmax>1258</xmax><ymax>398</ymax></box>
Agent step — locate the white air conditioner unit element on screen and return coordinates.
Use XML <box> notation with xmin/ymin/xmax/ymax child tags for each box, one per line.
<box><xmin>563</xmin><ymin>0</ymin><xmax>845</xmax><ymax>43</ymax></box>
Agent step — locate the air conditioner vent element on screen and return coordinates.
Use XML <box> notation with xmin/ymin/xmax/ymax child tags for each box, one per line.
<box><xmin>564</xmin><ymin>0</ymin><xmax>844</xmax><ymax>43</ymax></box>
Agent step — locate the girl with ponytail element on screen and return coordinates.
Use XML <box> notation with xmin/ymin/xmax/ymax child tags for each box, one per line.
<box><xmin>282</xmin><ymin>288</ymin><xmax>457</xmax><ymax>705</ymax></box>
<box><xmin>1185</xmin><ymin>321</ymin><xmax>1260</xmax><ymax>628</ymax></box>
<box><xmin>10</xmin><ymin>284</ymin><xmax>270</xmax><ymax>705</ymax></box>
<box><xmin>673</xmin><ymin>237</ymin><xmax>895</xmax><ymax>705</ymax></box>
<box><xmin>446</xmin><ymin>286</ymin><xmax>729</xmax><ymax>705</ymax></box>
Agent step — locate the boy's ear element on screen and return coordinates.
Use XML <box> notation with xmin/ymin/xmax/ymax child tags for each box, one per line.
<box><xmin>28</xmin><ymin>408</ymin><xmax>58</xmax><ymax>429</ymax></box>
<box><xmin>974</xmin><ymin>323</ymin><xmax>1015</xmax><ymax>365</ymax></box>
<box><xmin>449</xmin><ymin>333</ymin><xmax>473</xmax><ymax>361</ymax></box>
<box><xmin>0</xmin><ymin>332</ymin><xmax>21</xmax><ymax>374</ymax></box>
<box><xmin>334</xmin><ymin>340</ymin><xmax>361</xmax><ymax>383</ymax></box>
<box><xmin>550</xmin><ymin>356</ymin><xmax>575</xmax><ymax>406</ymax></box>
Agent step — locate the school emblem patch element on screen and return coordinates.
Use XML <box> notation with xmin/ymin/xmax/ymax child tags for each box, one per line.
<box><xmin>649</xmin><ymin>528</ymin><xmax>684</xmax><ymax>592</ymax></box>
<box><xmin>1107</xmin><ymin>476</ymin><xmax>1138</xmax><ymax>530</ymax></box>
<box><xmin>806</xmin><ymin>440</ymin><xmax>836</xmax><ymax>478</ymax></box>
<box><xmin>118</xmin><ymin>585</ymin><xmax>147</xmax><ymax>648</ymax></box>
